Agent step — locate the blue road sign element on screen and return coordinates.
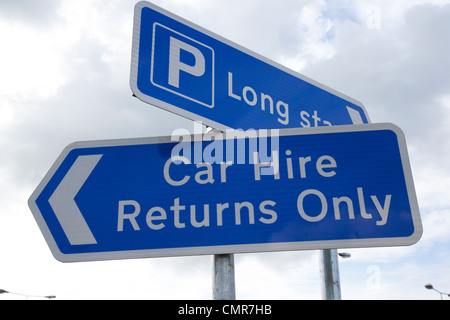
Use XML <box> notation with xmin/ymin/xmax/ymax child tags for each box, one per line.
<box><xmin>29</xmin><ymin>124</ymin><xmax>421</xmax><ymax>262</ymax></box>
<box><xmin>130</xmin><ymin>2</ymin><xmax>370</xmax><ymax>131</ymax></box>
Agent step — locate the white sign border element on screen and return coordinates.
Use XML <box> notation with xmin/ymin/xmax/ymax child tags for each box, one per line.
<box><xmin>29</xmin><ymin>123</ymin><xmax>422</xmax><ymax>262</ymax></box>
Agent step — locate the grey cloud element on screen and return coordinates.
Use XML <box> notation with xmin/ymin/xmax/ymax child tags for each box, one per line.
<box><xmin>0</xmin><ymin>0</ymin><xmax>62</xmax><ymax>26</ymax></box>
<box><xmin>301</xmin><ymin>4</ymin><xmax>450</xmax><ymax>134</ymax></box>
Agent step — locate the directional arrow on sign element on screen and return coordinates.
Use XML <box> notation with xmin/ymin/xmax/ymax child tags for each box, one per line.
<box><xmin>48</xmin><ymin>155</ymin><xmax>102</xmax><ymax>245</ymax></box>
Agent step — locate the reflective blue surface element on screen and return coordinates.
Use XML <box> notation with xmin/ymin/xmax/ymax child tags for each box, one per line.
<box><xmin>33</xmin><ymin>126</ymin><xmax>420</xmax><ymax>260</ymax></box>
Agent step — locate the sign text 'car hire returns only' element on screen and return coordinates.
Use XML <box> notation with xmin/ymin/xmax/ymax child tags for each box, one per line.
<box><xmin>28</xmin><ymin>124</ymin><xmax>421</xmax><ymax>262</ymax></box>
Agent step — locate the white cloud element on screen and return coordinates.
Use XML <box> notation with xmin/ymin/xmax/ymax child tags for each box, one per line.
<box><xmin>420</xmin><ymin>209</ymin><xmax>450</xmax><ymax>246</ymax></box>
<box><xmin>0</xmin><ymin>21</ymin><xmax>67</xmax><ymax>101</ymax></box>
<box><xmin>236</xmin><ymin>251</ymin><xmax>320</xmax><ymax>299</ymax></box>
<box><xmin>296</xmin><ymin>1</ymin><xmax>336</xmax><ymax>60</ymax></box>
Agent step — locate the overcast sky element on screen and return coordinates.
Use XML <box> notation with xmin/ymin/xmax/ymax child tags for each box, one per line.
<box><xmin>1</xmin><ymin>0</ymin><xmax>450</xmax><ymax>300</ymax></box>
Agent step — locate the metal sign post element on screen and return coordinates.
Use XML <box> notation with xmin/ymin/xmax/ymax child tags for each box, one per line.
<box><xmin>320</xmin><ymin>249</ymin><xmax>341</xmax><ymax>300</ymax></box>
<box><xmin>206</xmin><ymin>128</ymin><xmax>237</xmax><ymax>300</ymax></box>
<box><xmin>213</xmin><ymin>254</ymin><xmax>236</xmax><ymax>300</ymax></box>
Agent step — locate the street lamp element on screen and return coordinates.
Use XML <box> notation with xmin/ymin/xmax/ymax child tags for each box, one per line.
<box><xmin>0</xmin><ymin>289</ymin><xmax>55</xmax><ymax>300</ymax></box>
<box><xmin>338</xmin><ymin>252</ymin><xmax>351</xmax><ymax>259</ymax></box>
<box><xmin>424</xmin><ymin>283</ymin><xmax>450</xmax><ymax>300</ymax></box>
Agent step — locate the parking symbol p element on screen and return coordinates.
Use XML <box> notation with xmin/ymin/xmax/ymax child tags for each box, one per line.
<box><xmin>151</xmin><ymin>23</ymin><xmax>214</xmax><ymax>108</ymax></box>
<box><xmin>168</xmin><ymin>37</ymin><xmax>205</xmax><ymax>88</ymax></box>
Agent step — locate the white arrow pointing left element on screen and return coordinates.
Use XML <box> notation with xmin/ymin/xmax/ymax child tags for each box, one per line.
<box><xmin>49</xmin><ymin>155</ymin><xmax>102</xmax><ymax>245</ymax></box>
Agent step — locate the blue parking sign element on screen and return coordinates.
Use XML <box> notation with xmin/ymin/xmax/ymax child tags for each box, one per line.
<box><xmin>130</xmin><ymin>2</ymin><xmax>370</xmax><ymax>130</ymax></box>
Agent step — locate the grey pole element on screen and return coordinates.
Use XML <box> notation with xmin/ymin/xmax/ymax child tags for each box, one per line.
<box><xmin>212</xmin><ymin>254</ymin><xmax>236</xmax><ymax>300</ymax></box>
<box><xmin>319</xmin><ymin>249</ymin><xmax>342</xmax><ymax>300</ymax></box>
<box><xmin>204</xmin><ymin>126</ymin><xmax>237</xmax><ymax>300</ymax></box>
<box><xmin>319</xmin><ymin>104</ymin><xmax>362</xmax><ymax>300</ymax></box>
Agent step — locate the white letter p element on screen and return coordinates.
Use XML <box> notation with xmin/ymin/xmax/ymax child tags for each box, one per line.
<box><xmin>168</xmin><ymin>37</ymin><xmax>205</xmax><ymax>88</ymax></box>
